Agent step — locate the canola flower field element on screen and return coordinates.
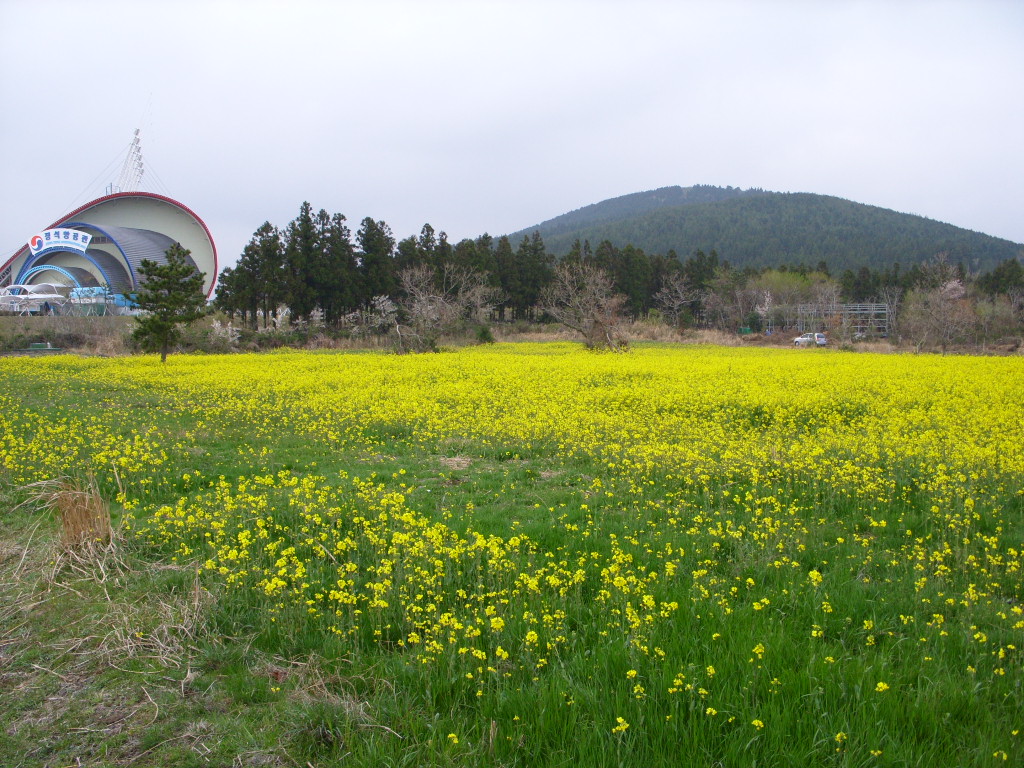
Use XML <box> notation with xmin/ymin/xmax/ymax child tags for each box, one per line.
<box><xmin>2</xmin><ymin>343</ymin><xmax>1023</xmax><ymax>766</ymax></box>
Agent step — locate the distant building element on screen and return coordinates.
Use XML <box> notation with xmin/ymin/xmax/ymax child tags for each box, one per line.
<box><xmin>0</xmin><ymin>192</ymin><xmax>217</xmax><ymax>309</ymax></box>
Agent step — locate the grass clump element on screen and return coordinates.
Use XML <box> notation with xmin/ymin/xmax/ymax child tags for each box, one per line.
<box><xmin>20</xmin><ymin>476</ymin><xmax>112</xmax><ymax>549</ymax></box>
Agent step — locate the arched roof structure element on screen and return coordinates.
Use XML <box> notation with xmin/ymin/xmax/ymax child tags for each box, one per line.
<box><xmin>0</xmin><ymin>192</ymin><xmax>218</xmax><ymax>298</ymax></box>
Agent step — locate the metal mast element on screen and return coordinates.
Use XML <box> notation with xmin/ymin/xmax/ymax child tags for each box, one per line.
<box><xmin>106</xmin><ymin>129</ymin><xmax>145</xmax><ymax>195</ymax></box>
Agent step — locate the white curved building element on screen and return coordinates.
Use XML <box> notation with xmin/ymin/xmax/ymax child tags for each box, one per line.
<box><xmin>0</xmin><ymin>192</ymin><xmax>218</xmax><ymax>301</ymax></box>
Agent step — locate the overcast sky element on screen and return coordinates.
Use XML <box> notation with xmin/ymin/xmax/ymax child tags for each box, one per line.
<box><xmin>2</xmin><ymin>0</ymin><xmax>1022</xmax><ymax>272</ymax></box>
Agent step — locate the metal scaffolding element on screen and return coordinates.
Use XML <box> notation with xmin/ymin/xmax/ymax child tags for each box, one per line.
<box><xmin>794</xmin><ymin>302</ymin><xmax>890</xmax><ymax>337</ymax></box>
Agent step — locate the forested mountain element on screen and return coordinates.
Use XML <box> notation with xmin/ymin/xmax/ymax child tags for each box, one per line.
<box><xmin>508</xmin><ymin>186</ymin><xmax>1023</xmax><ymax>273</ymax></box>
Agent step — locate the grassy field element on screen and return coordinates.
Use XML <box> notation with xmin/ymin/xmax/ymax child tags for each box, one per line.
<box><xmin>2</xmin><ymin>343</ymin><xmax>1023</xmax><ymax>767</ymax></box>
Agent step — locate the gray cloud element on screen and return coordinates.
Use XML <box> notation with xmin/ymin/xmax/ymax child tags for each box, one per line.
<box><xmin>2</xmin><ymin>0</ymin><xmax>1022</xmax><ymax>271</ymax></box>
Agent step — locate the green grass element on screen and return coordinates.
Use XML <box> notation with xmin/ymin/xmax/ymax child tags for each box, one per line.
<box><xmin>1</xmin><ymin>347</ymin><xmax>1023</xmax><ymax>767</ymax></box>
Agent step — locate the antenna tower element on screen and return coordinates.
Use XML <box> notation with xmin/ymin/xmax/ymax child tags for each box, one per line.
<box><xmin>106</xmin><ymin>129</ymin><xmax>145</xmax><ymax>195</ymax></box>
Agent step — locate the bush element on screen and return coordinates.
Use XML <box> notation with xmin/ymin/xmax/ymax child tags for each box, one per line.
<box><xmin>742</xmin><ymin>312</ymin><xmax>764</xmax><ymax>333</ymax></box>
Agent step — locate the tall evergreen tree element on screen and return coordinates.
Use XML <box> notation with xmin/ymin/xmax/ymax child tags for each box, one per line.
<box><xmin>435</xmin><ymin>230</ymin><xmax>453</xmax><ymax>264</ymax></box>
<box><xmin>395</xmin><ymin>235</ymin><xmax>423</xmax><ymax>272</ymax></box>
<box><xmin>977</xmin><ymin>258</ymin><xmax>1024</xmax><ymax>296</ymax></box>
<box><xmin>283</xmin><ymin>202</ymin><xmax>319</xmax><ymax>321</ymax></box>
<box><xmin>417</xmin><ymin>223</ymin><xmax>438</xmax><ymax>266</ymax></box>
<box><xmin>245</xmin><ymin>222</ymin><xmax>286</xmax><ymax>326</ymax></box>
<box><xmin>682</xmin><ymin>249</ymin><xmax>720</xmax><ymax>292</ymax></box>
<box><xmin>313</xmin><ymin>211</ymin><xmax>360</xmax><ymax>325</ymax></box>
<box><xmin>213</xmin><ymin>265</ymin><xmax>251</xmax><ymax>325</ymax></box>
<box><xmin>356</xmin><ymin>217</ymin><xmax>397</xmax><ymax>306</ymax></box>
<box><xmin>839</xmin><ymin>266</ymin><xmax>881</xmax><ymax>302</ymax></box>
<box><xmin>616</xmin><ymin>244</ymin><xmax>655</xmax><ymax>316</ymax></box>
<box><xmin>214</xmin><ymin>222</ymin><xmax>286</xmax><ymax>328</ymax></box>
<box><xmin>451</xmin><ymin>237</ymin><xmax>494</xmax><ymax>275</ymax></box>
<box><xmin>511</xmin><ymin>232</ymin><xmax>553</xmax><ymax>320</ymax></box>
<box><xmin>132</xmin><ymin>243</ymin><xmax>207</xmax><ymax>362</ymax></box>
<box><xmin>492</xmin><ymin>235</ymin><xmax>517</xmax><ymax>321</ymax></box>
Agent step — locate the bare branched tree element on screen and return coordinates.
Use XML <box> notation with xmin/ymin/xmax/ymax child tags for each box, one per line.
<box><xmin>541</xmin><ymin>261</ymin><xmax>628</xmax><ymax>351</ymax></box>
<box><xmin>653</xmin><ymin>272</ymin><xmax>699</xmax><ymax>327</ymax></box>
<box><xmin>917</xmin><ymin>252</ymin><xmax>959</xmax><ymax>290</ymax></box>
<box><xmin>878</xmin><ymin>284</ymin><xmax>903</xmax><ymax>339</ymax></box>
<box><xmin>701</xmin><ymin>280</ymin><xmax>760</xmax><ymax>332</ymax></box>
<box><xmin>396</xmin><ymin>264</ymin><xmax>501</xmax><ymax>352</ymax></box>
<box><xmin>972</xmin><ymin>295</ymin><xmax>1018</xmax><ymax>350</ymax></box>
<box><xmin>351</xmin><ymin>295</ymin><xmax>399</xmax><ymax>337</ymax></box>
<box><xmin>901</xmin><ymin>279</ymin><xmax>974</xmax><ymax>353</ymax></box>
<box><xmin>812</xmin><ymin>281</ymin><xmax>841</xmax><ymax>318</ymax></box>
<box><xmin>1007</xmin><ymin>287</ymin><xmax>1024</xmax><ymax>323</ymax></box>
<box><xmin>438</xmin><ymin>264</ymin><xmax>502</xmax><ymax>325</ymax></box>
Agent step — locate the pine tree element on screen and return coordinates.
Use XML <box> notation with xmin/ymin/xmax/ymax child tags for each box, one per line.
<box><xmin>132</xmin><ymin>243</ymin><xmax>207</xmax><ymax>362</ymax></box>
<box><xmin>314</xmin><ymin>212</ymin><xmax>360</xmax><ymax>325</ymax></box>
<box><xmin>283</xmin><ymin>202</ymin><xmax>319</xmax><ymax>321</ymax></box>
<box><xmin>492</xmin><ymin>235</ymin><xmax>517</xmax><ymax>321</ymax></box>
<box><xmin>215</xmin><ymin>222</ymin><xmax>286</xmax><ymax>328</ymax></box>
<box><xmin>356</xmin><ymin>218</ymin><xmax>397</xmax><ymax>306</ymax></box>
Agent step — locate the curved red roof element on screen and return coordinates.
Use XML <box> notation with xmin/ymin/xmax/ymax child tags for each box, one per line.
<box><xmin>1</xmin><ymin>191</ymin><xmax>218</xmax><ymax>297</ymax></box>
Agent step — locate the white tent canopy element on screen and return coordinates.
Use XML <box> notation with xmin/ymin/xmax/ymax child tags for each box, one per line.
<box><xmin>0</xmin><ymin>283</ymin><xmax>69</xmax><ymax>314</ymax></box>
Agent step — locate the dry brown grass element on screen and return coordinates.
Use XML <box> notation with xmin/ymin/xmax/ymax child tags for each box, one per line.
<box><xmin>492</xmin><ymin>325</ymin><xmax>576</xmax><ymax>343</ymax></box>
<box><xmin>89</xmin><ymin>571</ymin><xmax>211</xmax><ymax>669</ymax></box>
<box><xmin>270</xmin><ymin>654</ymin><xmax>403</xmax><ymax>742</ymax></box>
<box><xmin>622</xmin><ymin>319</ymin><xmax>685</xmax><ymax>343</ymax></box>
<box><xmin>304</xmin><ymin>332</ymin><xmax>393</xmax><ymax>351</ymax></box>
<box><xmin>849</xmin><ymin>339</ymin><xmax>899</xmax><ymax>354</ymax></box>
<box><xmin>677</xmin><ymin>328</ymin><xmax>745</xmax><ymax>347</ymax></box>
<box><xmin>438</xmin><ymin>456</ymin><xmax>472</xmax><ymax>471</ymax></box>
<box><xmin>0</xmin><ymin>315</ymin><xmax>133</xmax><ymax>355</ymax></box>
<box><xmin>20</xmin><ymin>476</ymin><xmax>112</xmax><ymax>549</ymax></box>
<box><xmin>10</xmin><ymin>480</ymin><xmax>212</xmax><ymax>676</ymax></box>
<box><xmin>78</xmin><ymin>330</ymin><xmax>130</xmax><ymax>356</ymax></box>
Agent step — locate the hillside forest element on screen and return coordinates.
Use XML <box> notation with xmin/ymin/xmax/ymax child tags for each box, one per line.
<box><xmin>506</xmin><ymin>186</ymin><xmax>1023</xmax><ymax>274</ymax></box>
<box><xmin>212</xmin><ymin>201</ymin><xmax>1024</xmax><ymax>352</ymax></box>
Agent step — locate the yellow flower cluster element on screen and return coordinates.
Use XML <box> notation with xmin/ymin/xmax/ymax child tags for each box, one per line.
<box><xmin>1</xmin><ymin>343</ymin><xmax>1022</xmax><ymax>757</ymax></box>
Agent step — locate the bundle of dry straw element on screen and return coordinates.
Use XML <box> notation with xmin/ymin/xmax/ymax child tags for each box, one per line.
<box><xmin>20</xmin><ymin>476</ymin><xmax>112</xmax><ymax>548</ymax></box>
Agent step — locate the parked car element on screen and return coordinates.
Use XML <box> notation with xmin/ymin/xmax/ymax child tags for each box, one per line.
<box><xmin>794</xmin><ymin>332</ymin><xmax>827</xmax><ymax>347</ymax></box>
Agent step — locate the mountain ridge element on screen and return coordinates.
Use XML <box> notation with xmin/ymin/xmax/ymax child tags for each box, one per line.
<box><xmin>506</xmin><ymin>186</ymin><xmax>1023</xmax><ymax>273</ymax></box>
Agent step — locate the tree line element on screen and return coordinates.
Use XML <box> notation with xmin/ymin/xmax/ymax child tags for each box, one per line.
<box><xmin>213</xmin><ymin>202</ymin><xmax>1024</xmax><ymax>350</ymax></box>
<box><xmin>214</xmin><ymin>202</ymin><xmax>555</xmax><ymax>328</ymax></box>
